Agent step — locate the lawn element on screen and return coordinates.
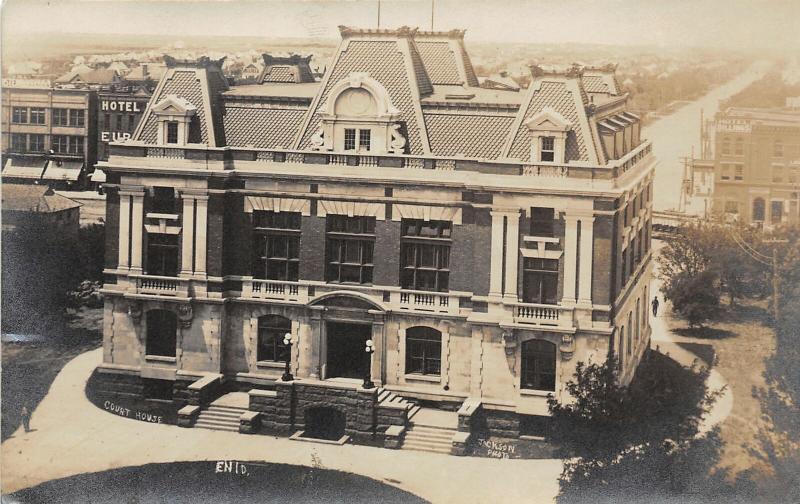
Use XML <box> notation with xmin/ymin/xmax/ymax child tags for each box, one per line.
<box><xmin>1</xmin><ymin>306</ymin><xmax>103</xmax><ymax>441</ymax></box>
<box><xmin>7</xmin><ymin>461</ymin><xmax>428</xmax><ymax>503</ymax></box>
<box><xmin>662</xmin><ymin>298</ymin><xmax>776</xmax><ymax>480</ymax></box>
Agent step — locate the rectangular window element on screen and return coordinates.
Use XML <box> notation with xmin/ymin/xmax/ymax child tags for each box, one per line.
<box><xmin>325</xmin><ymin>215</ymin><xmax>375</xmax><ymax>284</ymax></box>
<box><xmin>522</xmin><ymin>258</ymin><xmax>559</xmax><ymax>305</ymax></box>
<box><xmin>724</xmin><ymin>201</ymin><xmax>739</xmax><ymax>214</ymax></box>
<box><xmin>12</xmin><ymin>107</ymin><xmax>28</xmax><ymax>124</ymax></box>
<box><xmin>29</xmin><ymin>108</ymin><xmax>46</xmax><ymax>124</ymax></box>
<box><xmin>115</xmin><ymin>114</ymin><xmax>124</xmax><ymax>131</ymax></box>
<box><xmin>252</xmin><ymin>211</ymin><xmax>301</xmax><ymax>281</ymax></box>
<box><xmin>129</xmin><ymin>114</ymin><xmax>137</xmax><ymax>132</ymax></box>
<box><xmin>721</xmin><ymin>138</ymin><xmax>731</xmax><ymax>155</ymax></box>
<box><xmin>10</xmin><ymin>133</ymin><xmax>27</xmax><ymax>151</ymax></box>
<box><xmin>773</xmin><ymin>166</ymin><xmax>784</xmax><ymax>184</ymax></box>
<box><xmin>789</xmin><ymin>168</ymin><xmax>798</xmax><ymax>184</ymax></box>
<box><xmin>358</xmin><ymin>129</ymin><xmax>371</xmax><ymax>151</ymax></box>
<box><xmin>540</xmin><ymin>136</ymin><xmax>555</xmax><ymax>162</ymax></box>
<box><xmin>146</xmin><ymin>233</ymin><xmax>179</xmax><ymax>277</ymax></box>
<box><xmin>68</xmin><ymin>109</ymin><xmax>85</xmax><ymax>127</ymax></box>
<box><xmin>51</xmin><ymin>135</ymin><xmax>68</xmax><ymax>153</ymax></box>
<box><xmin>28</xmin><ymin>134</ymin><xmax>45</xmax><ymax>152</ymax></box>
<box><xmin>774</xmin><ymin>140</ymin><xmax>783</xmax><ymax>158</ymax></box>
<box><xmin>344</xmin><ymin>128</ymin><xmax>356</xmax><ymax>151</ymax></box>
<box><xmin>405</xmin><ymin>329</ymin><xmax>442</xmax><ymax>376</ymax></box>
<box><xmin>166</xmin><ymin>121</ymin><xmax>179</xmax><ymax>144</ymax></box>
<box><xmin>734</xmin><ymin>138</ymin><xmax>743</xmax><ymax>156</ymax></box>
<box><xmin>150</xmin><ymin>186</ymin><xmax>176</xmax><ymax>214</ymax></box>
<box><xmin>104</xmin><ymin>113</ymin><xmax>111</xmax><ymax>128</ymax></box>
<box><xmin>53</xmin><ymin>108</ymin><xmax>68</xmax><ymax>126</ymax></box>
<box><xmin>771</xmin><ymin>201</ymin><xmax>783</xmax><ymax>225</ymax></box>
<box><xmin>734</xmin><ymin>164</ymin><xmax>743</xmax><ymax>181</ymax></box>
<box><xmin>400</xmin><ymin>219</ymin><xmax>452</xmax><ymax>292</ymax></box>
<box><xmin>720</xmin><ymin>164</ymin><xmax>731</xmax><ymax>180</ymax></box>
<box><xmin>530</xmin><ymin>207</ymin><xmax>555</xmax><ymax>237</ymax></box>
<box><xmin>68</xmin><ymin>136</ymin><xmax>84</xmax><ymax>155</ymax></box>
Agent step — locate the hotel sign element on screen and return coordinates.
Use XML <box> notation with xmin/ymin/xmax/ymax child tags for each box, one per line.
<box><xmin>2</xmin><ymin>78</ymin><xmax>51</xmax><ymax>89</ymax></box>
<box><xmin>101</xmin><ymin>99</ymin><xmax>143</xmax><ymax>112</ymax></box>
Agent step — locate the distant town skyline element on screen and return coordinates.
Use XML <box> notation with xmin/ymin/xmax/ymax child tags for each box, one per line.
<box><xmin>2</xmin><ymin>0</ymin><xmax>799</xmax><ymax>52</ymax></box>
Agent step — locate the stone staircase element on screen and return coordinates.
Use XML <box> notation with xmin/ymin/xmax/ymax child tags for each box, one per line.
<box><xmin>194</xmin><ymin>404</ymin><xmax>247</xmax><ymax>432</ymax></box>
<box><xmin>400</xmin><ymin>407</ymin><xmax>459</xmax><ymax>455</ymax></box>
<box><xmin>377</xmin><ymin>388</ymin><xmax>420</xmax><ymax>419</ymax></box>
<box><xmin>402</xmin><ymin>424</ymin><xmax>456</xmax><ymax>454</ymax></box>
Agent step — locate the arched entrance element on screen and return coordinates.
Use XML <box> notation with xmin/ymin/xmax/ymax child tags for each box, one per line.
<box><xmin>326</xmin><ymin>322</ymin><xmax>371</xmax><ymax>379</ymax></box>
<box><xmin>306</xmin><ymin>292</ymin><xmax>385</xmax><ymax>381</ymax></box>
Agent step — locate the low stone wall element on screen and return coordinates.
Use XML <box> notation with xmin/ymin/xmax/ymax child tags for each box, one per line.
<box><xmin>86</xmin><ymin>368</ymin><xmax>179</xmax><ymax>425</ymax></box>
<box><xmin>482</xmin><ymin>409</ymin><xmax>520</xmax><ymax>438</ymax></box>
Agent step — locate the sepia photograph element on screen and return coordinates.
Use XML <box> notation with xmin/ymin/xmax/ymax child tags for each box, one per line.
<box><xmin>1</xmin><ymin>0</ymin><xmax>798</xmax><ymax>502</ymax></box>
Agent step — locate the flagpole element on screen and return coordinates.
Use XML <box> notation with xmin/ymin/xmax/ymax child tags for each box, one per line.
<box><xmin>430</xmin><ymin>0</ymin><xmax>435</xmax><ymax>30</ymax></box>
<box><xmin>377</xmin><ymin>0</ymin><xmax>381</xmax><ymax>28</ymax></box>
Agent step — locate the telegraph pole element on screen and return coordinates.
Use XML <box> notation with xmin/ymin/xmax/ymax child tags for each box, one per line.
<box><xmin>765</xmin><ymin>238</ymin><xmax>788</xmax><ymax>321</ymax></box>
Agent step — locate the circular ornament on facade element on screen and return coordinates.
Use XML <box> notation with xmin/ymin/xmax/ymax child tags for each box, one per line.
<box><xmin>346</xmin><ymin>88</ymin><xmax>373</xmax><ymax>115</ymax></box>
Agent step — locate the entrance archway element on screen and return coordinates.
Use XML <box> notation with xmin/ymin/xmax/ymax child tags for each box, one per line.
<box><xmin>325</xmin><ymin>322</ymin><xmax>371</xmax><ymax>379</ymax></box>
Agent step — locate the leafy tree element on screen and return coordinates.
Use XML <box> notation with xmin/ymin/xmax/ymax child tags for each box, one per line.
<box><xmin>665</xmin><ymin>270</ymin><xmax>720</xmax><ymax>328</ymax></box>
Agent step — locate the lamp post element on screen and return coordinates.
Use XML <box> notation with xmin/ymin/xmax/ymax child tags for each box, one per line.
<box><xmin>363</xmin><ymin>339</ymin><xmax>375</xmax><ymax>389</ymax></box>
<box><xmin>281</xmin><ymin>332</ymin><xmax>294</xmax><ymax>382</ymax></box>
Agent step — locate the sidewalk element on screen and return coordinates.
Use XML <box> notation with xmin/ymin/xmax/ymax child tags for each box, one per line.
<box><xmin>1</xmin><ymin>348</ymin><xmax>562</xmax><ymax>503</ymax></box>
<box><xmin>648</xmin><ymin>277</ymin><xmax>734</xmax><ymax>435</ymax></box>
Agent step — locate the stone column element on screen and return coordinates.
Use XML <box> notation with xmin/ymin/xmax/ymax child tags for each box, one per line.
<box><xmin>118</xmin><ymin>192</ymin><xmax>131</xmax><ymax>269</ymax></box>
<box><xmin>488</xmin><ymin>211</ymin><xmax>505</xmax><ymax>298</ymax></box>
<box><xmin>577</xmin><ymin>216</ymin><xmax>595</xmax><ymax>305</ymax></box>
<box><xmin>129</xmin><ymin>191</ymin><xmax>145</xmax><ymax>273</ymax></box>
<box><xmin>308</xmin><ymin>309</ymin><xmax>323</xmax><ymax>379</ymax></box>
<box><xmin>194</xmin><ymin>195</ymin><xmax>209</xmax><ymax>276</ymax></box>
<box><xmin>503</xmin><ymin>211</ymin><xmax>520</xmax><ymax>300</ymax></box>
<box><xmin>180</xmin><ymin>195</ymin><xmax>195</xmax><ymax>275</ymax></box>
<box><xmin>370</xmin><ymin>319</ymin><xmax>385</xmax><ymax>387</ymax></box>
<box><xmin>562</xmin><ymin>214</ymin><xmax>579</xmax><ymax>304</ymax></box>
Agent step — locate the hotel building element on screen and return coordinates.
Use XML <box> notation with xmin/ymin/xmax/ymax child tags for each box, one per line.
<box><xmin>95</xmin><ymin>27</ymin><xmax>654</xmax><ymax>449</ymax></box>
<box><xmin>710</xmin><ymin>105</ymin><xmax>800</xmax><ymax>227</ymax></box>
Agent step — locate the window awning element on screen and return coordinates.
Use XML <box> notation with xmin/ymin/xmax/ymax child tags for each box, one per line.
<box><xmin>42</xmin><ymin>160</ymin><xmax>83</xmax><ymax>181</ymax></box>
<box><xmin>2</xmin><ymin>157</ymin><xmax>46</xmax><ymax>179</ymax></box>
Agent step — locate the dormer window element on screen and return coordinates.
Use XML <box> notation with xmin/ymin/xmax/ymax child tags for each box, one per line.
<box><xmin>166</xmin><ymin>122</ymin><xmax>179</xmax><ymax>144</ymax></box>
<box><xmin>540</xmin><ymin>137</ymin><xmax>555</xmax><ymax>162</ymax></box>
<box><xmin>525</xmin><ymin>107</ymin><xmax>571</xmax><ymax>164</ymax></box>
<box><xmin>150</xmin><ymin>95</ymin><xmax>198</xmax><ymax>147</ymax></box>
<box><xmin>314</xmin><ymin>72</ymin><xmax>405</xmax><ymax>155</ymax></box>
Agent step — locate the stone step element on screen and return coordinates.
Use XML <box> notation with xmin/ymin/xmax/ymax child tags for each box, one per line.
<box><xmin>409</xmin><ymin>424</ymin><xmax>457</xmax><ymax>433</ymax></box>
<box><xmin>401</xmin><ymin>441</ymin><xmax>451</xmax><ymax>454</ymax></box>
<box><xmin>405</xmin><ymin>431</ymin><xmax>454</xmax><ymax>442</ymax></box>
<box><xmin>194</xmin><ymin>422</ymin><xmax>239</xmax><ymax>432</ymax></box>
<box><xmin>408</xmin><ymin>405</ymin><xmax>421</xmax><ymax>420</ymax></box>
<box><xmin>196</xmin><ymin>415</ymin><xmax>239</xmax><ymax>426</ymax></box>
<box><xmin>378</xmin><ymin>389</ymin><xmax>392</xmax><ymax>402</ymax></box>
<box><xmin>207</xmin><ymin>405</ymin><xmax>248</xmax><ymax>413</ymax></box>
<box><xmin>202</xmin><ymin>409</ymin><xmax>243</xmax><ymax>418</ymax></box>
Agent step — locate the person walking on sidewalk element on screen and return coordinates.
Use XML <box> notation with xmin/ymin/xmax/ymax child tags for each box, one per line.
<box><xmin>652</xmin><ymin>296</ymin><xmax>660</xmax><ymax>317</ymax></box>
<box><xmin>21</xmin><ymin>405</ymin><xmax>31</xmax><ymax>433</ymax></box>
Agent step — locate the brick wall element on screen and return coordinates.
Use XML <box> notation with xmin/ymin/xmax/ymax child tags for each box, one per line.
<box><xmin>223</xmin><ymin>193</ymin><xmax>250</xmax><ymax>276</ymax></box>
<box><xmin>373</xmin><ymin>219</ymin><xmax>400</xmax><ymax>286</ymax></box>
<box><xmin>450</xmin><ymin>208</ymin><xmax>492</xmax><ymax>295</ymax></box>
<box><xmin>104</xmin><ymin>187</ymin><xmax>120</xmax><ymax>269</ymax></box>
<box><xmin>592</xmin><ymin>214</ymin><xmax>614</xmax><ymax>304</ymax></box>
<box><xmin>299</xmin><ymin>216</ymin><xmax>326</xmax><ymax>281</ymax></box>
<box><xmin>206</xmin><ymin>194</ymin><xmax>225</xmax><ymax>277</ymax></box>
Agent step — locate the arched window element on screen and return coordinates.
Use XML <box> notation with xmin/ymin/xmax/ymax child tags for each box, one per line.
<box><xmin>635</xmin><ymin>299</ymin><xmax>641</xmax><ymax>344</ymax></box>
<box><xmin>257</xmin><ymin>315</ymin><xmax>291</xmax><ymax>362</ymax></box>
<box><xmin>405</xmin><ymin>327</ymin><xmax>441</xmax><ymax>376</ymax></box>
<box><xmin>520</xmin><ymin>339</ymin><xmax>556</xmax><ymax>391</ymax></box>
<box><xmin>146</xmin><ymin>309</ymin><xmax>177</xmax><ymax>357</ymax></box>
<box><xmin>618</xmin><ymin>326</ymin><xmax>626</xmax><ymax>370</ymax></box>
<box><xmin>752</xmin><ymin>197</ymin><xmax>766</xmax><ymax>222</ymax></box>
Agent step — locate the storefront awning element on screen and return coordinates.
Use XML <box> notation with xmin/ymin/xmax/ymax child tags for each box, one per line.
<box><xmin>42</xmin><ymin>160</ymin><xmax>83</xmax><ymax>182</ymax></box>
<box><xmin>2</xmin><ymin>157</ymin><xmax>46</xmax><ymax>180</ymax></box>
<box><xmin>90</xmin><ymin>169</ymin><xmax>107</xmax><ymax>183</ymax></box>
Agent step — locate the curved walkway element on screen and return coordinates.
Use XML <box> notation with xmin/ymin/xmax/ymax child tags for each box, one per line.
<box><xmin>1</xmin><ymin>348</ymin><xmax>562</xmax><ymax>503</ymax></box>
<box><xmin>648</xmin><ymin>278</ymin><xmax>734</xmax><ymax>435</ymax></box>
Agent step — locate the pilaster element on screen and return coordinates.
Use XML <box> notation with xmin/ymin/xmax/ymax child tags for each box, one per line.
<box><xmin>488</xmin><ymin>211</ymin><xmax>505</xmax><ymax>298</ymax></box>
<box><xmin>180</xmin><ymin>195</ymin><xmax>195</xmax><ymax>275</ymax></box>
<box><xmin>577</xmin><ymin>216</ymin><xmax>595</xmax><ymax>305</ymax></box>
<box><xmin>194</xmin><ymin>195</ymin><xmax>209</xmax><ymax>276</ymax></box>
<box><xmin>503</xmin><ymin>211</ymin><xmax>520</xmax><ymax>300</ymax></box>
<box><xmin>562</xmin><ymin>214</ymin><xmax>579</xmax><ymax>304</ymax></box>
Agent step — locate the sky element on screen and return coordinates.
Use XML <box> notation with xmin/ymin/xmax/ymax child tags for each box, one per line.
<box><xmin>1</xmin><ymin>0</ymin><xmax>799</xmax><ymax>51</ymax></box>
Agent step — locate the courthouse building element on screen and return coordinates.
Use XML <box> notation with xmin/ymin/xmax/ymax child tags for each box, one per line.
<box><xmin>95</xmin><ymin>27</ymin><xmax>654</xmax><ymax>447</ymax></box>
<box><xmin>710</xmin><ymin>104</ymin><xmax>800</xmax><ymax>227</ymax></box>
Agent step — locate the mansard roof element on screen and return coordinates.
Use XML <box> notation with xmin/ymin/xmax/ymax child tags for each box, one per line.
<box><xmin>126</xmin><ymin>28</ymin><xmax>636</xmax><ymax>167</ymax></box>
<box><xmin>258</xmin><ymin>54</ymin><xmax>316</xmax><ymax>84</ymax></box>
<box><xmin>134</xmin><ymin>59</ymin><xmax>229</xmax><ymax>147</ymax></box>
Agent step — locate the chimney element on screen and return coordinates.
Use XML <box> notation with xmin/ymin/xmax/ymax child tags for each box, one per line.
<box><xmin>142</xmin><ymin>64</ymin><xmax>149</xmax><ymax>78</ymax></box>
